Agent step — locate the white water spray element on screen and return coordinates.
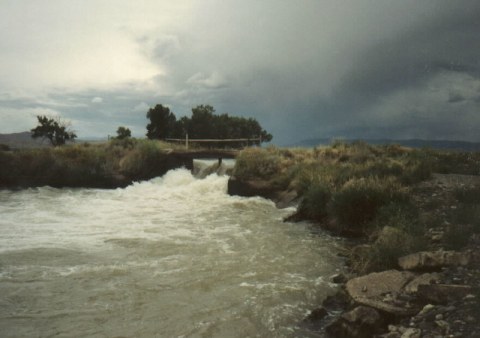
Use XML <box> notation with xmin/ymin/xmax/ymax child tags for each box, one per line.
<box><xmin>0</xmin><ymin>169</ymin><xmax>343</xmax><ymax>337</ymax></box>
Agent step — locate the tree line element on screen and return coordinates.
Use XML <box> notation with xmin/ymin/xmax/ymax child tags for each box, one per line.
<box><xmin>30</xmin><ymin>104</ymin><xmax>272</xmax><ymax>148</ymax></box>
<box><xmin>146</xmin><ymin>104</ymin><xmax>272</xmax><ymax>147</ymax></box>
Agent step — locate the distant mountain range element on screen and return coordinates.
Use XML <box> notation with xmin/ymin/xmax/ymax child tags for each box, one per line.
<box><xmin>0</xmin><ymin>132</ymin><xmax>50</xmax><ymax>149</ymax></box>
<box><xmin>290</xmin><ymin>138</ymin><xmax>480</xmax><ymax>151</ymax></box>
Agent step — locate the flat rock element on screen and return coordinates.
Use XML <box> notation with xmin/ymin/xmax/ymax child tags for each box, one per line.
<box><xmin>346</xmin><ymin>270</ymin><xmax>417</xmax><ymax>315</ymax></box>
<box><xmin>398</xmin><ymin>250</ymin><xmax>472</xmax><ymax>271</ymax></box>
<box><xmin>404</xmin><ymin>273</ymin><xmax>440</xmax><ymax>293</ymax></box>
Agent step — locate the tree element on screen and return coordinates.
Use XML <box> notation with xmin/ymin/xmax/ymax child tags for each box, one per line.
<box><xmin>31</xmin><ymin>115</ymin><xmax>77</xmax><ymax>146</ymax></box>
<box><xmin>144</xmin><ymin>103</ymin><xmax>273</xmax><ymax>147</ymax></box>
<box><xmin>146</xmin><ymin>104</ymin><xmax>177</xmax><ymax>139</ymax></box>
<box><xmin>188</xmin><ymin>105</ymin><xmax>216</xmax><ymax>138</ymax></box>
<box><xmin>115</xmin><ymin>126</ymin><xmax>131</xmax><ymax>140</ymax></box>
<box><xmin>186</xmin><ymin>105</ymin><xmax>272</xmax><ymax>145</ymax></box>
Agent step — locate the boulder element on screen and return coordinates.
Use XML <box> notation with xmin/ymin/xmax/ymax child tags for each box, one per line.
<box><xmin>398</xmin><ymin>250</ymin><xmax>472</xmax><ymax>271</ymax></box>
<box><xmin>322</xmin><ymin>289</ymin><xmax>352</xmax><ymax>311</ymax></box>
<box><xmin>227</xmin><ymin>177</ymin><xmax>277</xmax><ymax>199</ymax></box>
<box><xmin>227</xmin><ymin>177</ymin><xmax>296</xmax><ymax>208</ymax></box>
<box><xmin>274</xmin><ymin>189</ymin><xmax>299</xmax><ymax>209</ymax></box>
<box><xmin>417</xmin><ymin>284</ymin><xmax>473</xmax><ymax>304</ymax></box>
<box><xmin>330</xmin><ymin>273</ymin><xmax>348</xmax><ymax>284</ymax></box>
<box><xmin>326</xmin><ymin>306</ymin><xmax>383</xmax><ymax>338</ymax></box>
<box><xmin>346</xmin><ymin>270</ymin><xmax>418</xmax><ymax>315</ymax></box>
<box><xmin>304</xmin><ymin>307</ymin><xmax>328</xmax><ymax>322</ymax></box>
<box><xmin>404</xmin><ymin>273</ymin><xmax>440</xmax><ymax>293</ymax></box>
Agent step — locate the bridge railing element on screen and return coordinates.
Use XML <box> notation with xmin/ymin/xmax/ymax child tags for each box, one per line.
<box><xmin>164</xmin><ymin>135</ymin><xmax>262</xmax><ymax>150</ymax></box>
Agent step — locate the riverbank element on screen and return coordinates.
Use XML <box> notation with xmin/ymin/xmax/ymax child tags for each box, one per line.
<box><xmin>0</xmin><ymin>139</ymin><xmax>195</xmax><ymax>188</ymax></box>
<box><xmin>227</xmin><ymin>143</ymin><xmax>480</xmax><ymax>337</ymax></box>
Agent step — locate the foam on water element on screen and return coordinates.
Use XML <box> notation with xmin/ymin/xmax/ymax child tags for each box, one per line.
<box><xmin>0</xmin><ymin>169</ymin><xmax>344</xmax><ymax>337</ymax></box>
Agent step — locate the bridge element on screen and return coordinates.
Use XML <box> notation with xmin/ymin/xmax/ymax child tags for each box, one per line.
<box><xmin>165</xmin><ymin>136</ymin><xmax>261</xmax><ymax>150</ymax></box>
<box><xmin>164</xmin><ymin>136</ymin><xmax>257</xmax><ymax>169</ymax></box>
<box><xmin>169</xmin><ymin>149</ymin><xmax>240</xmax><ymax>170</ymax></box>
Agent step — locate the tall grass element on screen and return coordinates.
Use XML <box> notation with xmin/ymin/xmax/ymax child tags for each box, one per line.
<box><xmin>330</xmin><ymin>177</ymin><xmax>408</xmax><ymax>230</ymax></box>
<box><xmin>230</xmin><ymin>142</ymin><xmax>480</xmax><ymax>271</ymax></box>
<box><xmin>233</xmin><ymin>147</ymin><xmax>283</xmax><ymax>180</ymax></box>
<box><xmin>0</xmin><ymin>139</ymin><xmax>177</xmax><ymax>188</ymax></box>
<box><xmin>119</xmin><ymin>140</ymin><xmax>168</xmax><ymax>179</ymax></box>
<box><xmin>232</xmin><ymin>142</ymin><xmax>480</xmax><ymax>237</ymax></box>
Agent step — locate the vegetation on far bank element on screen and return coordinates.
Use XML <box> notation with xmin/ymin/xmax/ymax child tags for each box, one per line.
<box><xmin>233</xmin><ymin>141</ymin><xmax>480</xmax><ymax>273</ymax></box>
<box><xmin>0</xmin><ymin>139</ymin><xmax>188</xmax><ymax>188</ymax></box>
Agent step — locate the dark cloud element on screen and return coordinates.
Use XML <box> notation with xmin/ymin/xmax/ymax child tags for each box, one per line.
<box><xmin>448</xmin><ymin>93</ymin><xmax>466</xmax><ymax>104</ymax></box>
<box><xmin>1</xmin><ymin>1</ymin><xmax>480</xmax><ymax>144</ymax></box>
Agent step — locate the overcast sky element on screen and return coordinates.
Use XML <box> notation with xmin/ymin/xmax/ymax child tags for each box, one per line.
<box><xmin>1</xmin><ymin>1</ymin><xmax>479</xmax><ymax>145</ymax></box>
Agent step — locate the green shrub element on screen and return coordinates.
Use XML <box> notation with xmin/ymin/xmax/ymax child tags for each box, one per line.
<box><xmin>297</xmin><ymin>182</ymin><xmax>332</xmax><ymax>221</ymax></box>
<box><xmin>119</xmin><ymin>141</ymin><xmax>168</xmax><ymax>179</ymax></box>
<box><xmin>0</xmin><ymin>144</ymin><xmax>10</xmax><ymax>151</ymax></box>
<box><xmin>108</xmin><ymin>137</ymin><xmax>139</xmax><ymax>150</ymax></box>
<box><xmin>329</xmin><ymin>177</ymin><xmax>408</xmax><ymax>230</ymax></box>
<box><xmin>358</xmin><ymin>160</ymin><xmax>404</xmax><ymax>179</ymax></box>
<box><xmin>0</xmin><ymin>139</ymin><xmax>179</xmax><ymax>187</ymax></box>
<box><xmin>233</xmin><ymin>148</ymin><xmax>281</xmax><ymax>180</ymax></box>
<box><xmin>370</xmin><ymin>226</ymin><xmax>426</xmax><ymax>272</ymax></box>
<box><xmin>400</xmin><ymin>158</ymin><xmax>433</xmax><ymax>184</ymax></box>
<box><xmin>350</xmin><ymin>226</ymin><xmax>427</xmax><ymax>273</ymax></box>
<box><xmin>293</xmin><ymin>163</ymin><xmax>332</xmax><ymax>193</ymax></box>
<box><xmin>433</xmin><ymin>152</ymin><xmax>480</xmax><ymax>175</ymax></box>
<box><xmin>381</xmin><ymin>144</ymin><xmax>410</xmax><ymax>157</ymax></box>
<box><xmin>373</xmin><ymin>201</ymin><xmax>422</xmax><ymax>235</ymax></box>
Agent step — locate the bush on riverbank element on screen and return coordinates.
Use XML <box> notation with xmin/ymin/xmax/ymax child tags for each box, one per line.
<box><xmin>330</xmin><ymin>177</ymin><xmax>408</xmax><ymax>231</ymax></box>
<box><xmin>0</xmin><ymin>139</ymin><xmax>182</xmax><ymax>188</ymax></box>
<box><xmin>233</xmin><ymin>147</ymin><xmax>282</xmax><ymax>180</ymax></box>
<box><xmin>233</xmin><ymin>142</ymin><xmax>480</xmax><ymax>271</ymax></box>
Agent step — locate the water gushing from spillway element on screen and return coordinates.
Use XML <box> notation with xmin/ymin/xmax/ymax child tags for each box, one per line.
<box><xmin>0</xmin><ymin>169</ymin><xmax>344</xmax><ymax>337</ymax></box>
<box><xmin>192</xmin><ymin>158</ymin><xmax>235</xmax><ymax>178</ymax></box>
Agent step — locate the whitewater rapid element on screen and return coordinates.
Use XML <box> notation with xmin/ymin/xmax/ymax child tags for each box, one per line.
<box><xmin>0</xmin><ymin>168</ymin><xmax>343</xmax><ymax>337</ymax></box>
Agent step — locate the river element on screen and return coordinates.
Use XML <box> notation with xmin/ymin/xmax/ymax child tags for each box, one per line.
<box><xmin>0</xmin><ymin>166</ymin><xmax>344</xmax><ymax>337</ymax></box>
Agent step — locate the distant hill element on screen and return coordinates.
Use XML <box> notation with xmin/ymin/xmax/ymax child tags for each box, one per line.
<box><xmin>291</xmin><ymin>138</ymin><xmax>480</xmax><ymax>152</ymax></box>
<box><xmin>0</xmin><ymin>132</ymin><xmax>101</xmax><ymax>149</ymax></box>
<box><xmin>0</xmin><ymin>132</ymin><xmax>51</xmax><ymax>149</ymax></box>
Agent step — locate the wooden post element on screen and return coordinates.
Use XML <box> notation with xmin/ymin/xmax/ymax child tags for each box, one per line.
<box><xmin>185</xmin><ymin>133</ymin><xmax>189</xmax><ymax>150</ymax></box>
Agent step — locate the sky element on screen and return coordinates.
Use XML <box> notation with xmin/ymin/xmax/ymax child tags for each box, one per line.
<box><xmin>1</xmin><ymin>0</ymin><xmax>479</xmax><ymax>145</ymax></box>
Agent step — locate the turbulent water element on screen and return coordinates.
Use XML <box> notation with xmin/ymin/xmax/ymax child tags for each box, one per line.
<box><xmin>0</xmin><ymin>165</ymin><xmax>344</xmax><ymax>337</ymax></box>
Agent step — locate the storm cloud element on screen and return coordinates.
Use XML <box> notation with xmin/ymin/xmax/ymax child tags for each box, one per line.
<box><xmin>1</xmin><ymin>1</ymin><xmax>479</xmax><ymax>144</ymax></box>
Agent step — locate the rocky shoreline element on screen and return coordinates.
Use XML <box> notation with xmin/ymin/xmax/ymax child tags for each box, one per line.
<box><xmin>228</xmin><ymin>173</ymin><xmax>480</xmax><ymax>337</ymax></box>
<box><xmin>316</xmin><ymin>249</ymin><xmax>480</xmax><ymax>338</ymax></box>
